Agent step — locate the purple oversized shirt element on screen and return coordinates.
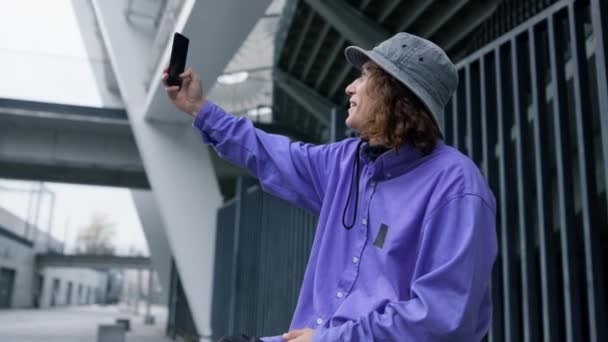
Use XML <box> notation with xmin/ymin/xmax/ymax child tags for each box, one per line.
<box><xmin>194</xmin><ymin>101</ymin><xmax>497</xmax><ymax>341</ymax></box>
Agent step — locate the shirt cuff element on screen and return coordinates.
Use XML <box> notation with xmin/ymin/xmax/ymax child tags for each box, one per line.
<box><xmin>192</xmin><ymin>99</ymin><xmax>215</xmax><ymax>129</ymax></box>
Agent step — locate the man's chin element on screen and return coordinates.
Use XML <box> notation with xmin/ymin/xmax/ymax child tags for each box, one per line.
<box><xmin>345</xmin><ymin>117</ymin><xmax>357</xmax><ymax>131</ymax></box>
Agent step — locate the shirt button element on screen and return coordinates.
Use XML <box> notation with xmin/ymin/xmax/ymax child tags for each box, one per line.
<box><xmin>352</xmin><ymin>257</ymin><xmax>359</xmax><ymax>264</ymax></box>
<box><xmin>336</xmin><ymin>291</ymin><xmax>344</xmax><ymax>298</ymax></box>
<box><xmin>385</xmin><ymin>173</ymin><xmax>392</xmax><ymax>178</ymax></box>
<box><xmin>362</xmin><ymin>218</ymin><xmax>367</xmax><ymax>225</ymax></box>
<box><xmin>316</xmin><ymin>318</ymin><xmax>323</xmax><ymax>325</ymax></box>
<box><xmin>369</xmin><ymin>181</ymin><xmax>376</xmax><ymax>187</ymax></box>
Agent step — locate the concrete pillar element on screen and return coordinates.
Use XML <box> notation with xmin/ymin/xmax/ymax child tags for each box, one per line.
<box><xmin>89</xmin><ymin>0</ymin><xmax>271</xmax><ymax>336</ymax></box>
<box><xmin>131</xmin><ymin>189</ymin><xmax>171</xmax><ymax>306</ymax></box>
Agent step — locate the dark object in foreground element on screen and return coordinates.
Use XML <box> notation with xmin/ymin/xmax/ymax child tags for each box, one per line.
<box><xmin>217</xmin><ymin>334</ymin><xmax>262</xmax><ymax>342</ymax></box>
<box><xmin>115</xmin><ymin>318</ymin><xmax>130</xmax><ymax>331</ymax></box>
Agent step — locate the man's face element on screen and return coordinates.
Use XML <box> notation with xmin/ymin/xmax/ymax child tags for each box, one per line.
<box><xmin>345</xmin><ymin>62</ymin><xmax>375</xmax><ymax>131</ymax></box>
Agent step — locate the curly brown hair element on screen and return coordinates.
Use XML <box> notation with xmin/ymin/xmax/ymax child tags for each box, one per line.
<box><xmin>358</xmin><ymin>62</ymin><xmax>442</xmax><ymax>155</ymax></box>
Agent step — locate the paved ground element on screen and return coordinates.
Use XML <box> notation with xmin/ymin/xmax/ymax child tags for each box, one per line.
<box><xmin>0</xmin><ymin>304</ymin><xmax>171</xmax><ymax>342</ymax></box>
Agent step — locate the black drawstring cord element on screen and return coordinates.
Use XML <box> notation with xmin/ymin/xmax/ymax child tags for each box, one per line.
<box><xmin>342</xmin><ymin>140</ymin><xmax>365</xmax><ymax>230</ymax></box>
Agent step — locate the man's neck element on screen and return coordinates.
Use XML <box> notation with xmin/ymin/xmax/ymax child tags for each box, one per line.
<box><xmin>364</xmin><ymin>144</ymin><xmax>390</xmax><ymax>161</ymax></box>
<box><xmin>368</xmin><ymin>137</ymin><xmax>388</xmax><ymax>148</ymax></box>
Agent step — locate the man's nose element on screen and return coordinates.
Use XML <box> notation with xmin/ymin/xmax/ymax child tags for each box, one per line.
<box><xmin>345</xmin><ymin>80</ymin><xmax>356</xmax><ymax>96</ymax></box>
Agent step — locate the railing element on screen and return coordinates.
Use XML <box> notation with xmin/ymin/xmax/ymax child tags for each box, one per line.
<box><xmin>446</xmin><ymin>0</ymin><xmax>608</xmax><ymax>341</ymax></box>
<box><xmin>211</xmin><ymin>177</ymin><xmax>317</xmax><ymax>340</ymax></box>
<box><xmin>166</xmin><ymin>258</ymin><xmax>202</xmax><ymax>340</ymax></box>
<box><xmin>209</xmin><ymin>0</ymin><xmax>608</xmax><ymax>341</ymax></box>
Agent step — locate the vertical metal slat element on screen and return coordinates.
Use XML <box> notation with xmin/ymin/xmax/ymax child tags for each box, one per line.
<box><xmin>495</xmin><ymin>45</ymin><xmax>521</xmax><ymax>342</ymax></box>
<box><xmin>528</xmin><ymin>25</ymin><xmax>560</xmax><ymax>342</ymax></box>
<box><xmin>465</xmin><ymin>64</ymin><xmax>474</xmax><ymax>159</ymax></box>
<box><xmin>590</xmin><ymin>0</ymin><xmax>608</xmax><ymax>203</ymax></box>
<box><xmin>444</xmin><ymin>99</ymin><xmax>454</xmax><ymax>145</ymax></box>
<box><xmin>547</xmin><ymin>13</ymin><xmax>583</xmax><ymax>342</ymax></box>
<box><xmin>457</xmin><ymin>70</ymin><xmax>468</xmax><ymax>153</ymax></box>
<box><xmin>481</xmin><ymin>53</ymin><xmax>504</xmax><ymax>342</ymax></box>
<box><xmin>566</xmin><ymin>4</ymin><xmax>607</xmax><ymax>341</ymax></box>
<box><xmin>480</xmin><ymin>58</ymin><xmax>490</xmax><ymax>189</ymax></box>
<box><xmin>470</xmin><ymin>61</ymin><xmax>483</xmax><ymax>166</ymax></box>
<box><xmin>511</xmin><ymin>35</ymin><xmax>540</xmax><ymax>342</ymax></box>
<box><xmin>452</xmin><ymin>94</ymin><xmax>459</xmax><ymax>150</ymax></box>
<box><xmin>228</xmin><ymin>178</ymin><xmax>245</xmax><ymax>334</ymax></box>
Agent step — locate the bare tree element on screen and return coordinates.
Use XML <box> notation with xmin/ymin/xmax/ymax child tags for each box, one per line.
<box><xmin>76</xmin><ymin>213</ymin><xmax>116</xmax><ymax>255</ymax></box>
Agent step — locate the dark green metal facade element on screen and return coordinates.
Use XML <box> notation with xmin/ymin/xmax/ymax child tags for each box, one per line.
<box><xmin>211</xmin><ymin>178</ymin><xmax>317</xmax><ymax>340</ymax></box>
<box><xmin>207</xmin><ymin>0</ymin><xmax>608</xmax><ymax>341</ymax></box>
<box><xmin>446</xmin><ymin>1</ymin><xmax>608</xmax><ymax>341</ymax></box>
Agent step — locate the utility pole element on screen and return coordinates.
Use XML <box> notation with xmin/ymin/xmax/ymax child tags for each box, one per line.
<box><xmin>144</xmin><ymin>267</ymin><xmax>155</xmax><ymax>325</ymax></box>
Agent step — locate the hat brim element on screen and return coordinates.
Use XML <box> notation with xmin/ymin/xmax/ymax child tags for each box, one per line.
<box><xmin>344</xmin><ymin>45</ymin><xmax>444</xmax><ymax>136</ymax></box>
<box><xmin>344</xmin><ymin>46</ymin><xmax>371</xmax><ymax>70</ymax></box>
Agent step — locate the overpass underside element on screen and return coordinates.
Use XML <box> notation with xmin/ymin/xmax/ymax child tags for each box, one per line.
<box><xmin>35</xmin><ymin>253</ymin><xmax>152</xmax><ymax>270</ymax></box>
<box><xmin>0</xmin><ymin>98</ymin><xmax>149</xmax><ymax>188</ymax></box>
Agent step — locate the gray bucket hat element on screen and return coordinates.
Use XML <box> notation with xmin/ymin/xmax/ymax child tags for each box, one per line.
<box><xmin>344</xmin><ymin>32</ymin><xmax>458</xmax><ymax>134</ymax></box>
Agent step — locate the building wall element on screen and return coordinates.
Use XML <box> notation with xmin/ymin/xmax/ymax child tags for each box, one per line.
<box><xmin>0</xmin><ymin>206</ymin><xmax>109</xmax><ymax>309</ymax></box>
<box><xmin>37</xmin><ymin>267</ymin><xmax>107</xmax><ymax>308</ymax></box>
<box><xmin>0</xmin><ymin>207</ymin><xmax>27</xmax><ymax>237</ymax></box>
<box><xmin>0</xmin><ymin>236</ymin><xmax>36</xmax><ymax>308</ymax></box>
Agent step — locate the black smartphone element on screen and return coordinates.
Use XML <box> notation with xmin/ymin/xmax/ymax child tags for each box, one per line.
<box><xmin>167</xmin><ymin>32</ymin><xmax>189</xmax><ymax>87</ymax></box>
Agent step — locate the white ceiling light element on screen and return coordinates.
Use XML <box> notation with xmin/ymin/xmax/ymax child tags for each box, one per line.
<box><xmin>247</xmin><ymin>106</ymin><xmax>272</xmax><ymax>116</ymax></box>
<box><xmin>217</xmin><ymin>71</ymin><xmax>249</xmax><ymax>85</ymax></box>
<box><xmin>247</xmin><ymin>106</ymin><xmax>272</xmax><ymax>123</ymax></box>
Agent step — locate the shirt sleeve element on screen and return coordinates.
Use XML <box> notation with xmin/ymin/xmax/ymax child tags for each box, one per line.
<box><xmin>259</xmin><ymin>335</ymin><xmax>284</xmax><ymax>342</ymax></box>
<box><xmin>313</xmin><ymin>194</ymin><xmax>498</xmax><ymax>342</ymax></box>
<box><xmin>193</xmin><ymin>100</ymin><xmax>335</xmax><ymax>214</ymax></box>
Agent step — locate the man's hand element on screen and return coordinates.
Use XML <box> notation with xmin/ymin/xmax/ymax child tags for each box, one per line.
<box><xmin>162</xmin><ymin>66</ymin><xmax>205</xmax><ymax>117</ymax></box>
<box><xmin>282</xmin><ymin>328</ymin><xmax>314</xmax><ymax>342</ymax></box>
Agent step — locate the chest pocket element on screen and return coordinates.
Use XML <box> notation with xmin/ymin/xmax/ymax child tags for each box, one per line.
<box><xmin>373</xmin><ymin>223</ymin><xmax>389</xmax><ymax>248</ymax></box>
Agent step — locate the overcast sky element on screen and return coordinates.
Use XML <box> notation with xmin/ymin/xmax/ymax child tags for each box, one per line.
<box><xmin>0</xmin><ymin>180</ymin><xmax>148</xmax><ymax>256</ymax></box>
<box><xmin>0</xmin><ymin>0</ymin><xmax>104</xmax><ymax>106</ymax></box>
<box><xmin>0</xmin><ymin>0</ymin><xmax>148</xmax><ymax>255</ymax></box>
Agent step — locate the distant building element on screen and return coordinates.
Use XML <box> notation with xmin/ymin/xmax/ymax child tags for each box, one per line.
<box><xmin>0</xmin><ymin>206</ymin><xmax>108</xmax><ymax>309</ymax></box>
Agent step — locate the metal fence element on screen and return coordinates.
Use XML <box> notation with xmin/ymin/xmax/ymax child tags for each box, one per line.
<box><xmin>211</xmin><ymin>178</ymin><xmax>317</xmax><ymax>340</ymax></box>
<box><xmin>208</xmin><ymin>0</ymin><xmax>608</xmax><ymax>340</ymax></box>
<box><xmin>167</xmin><ymin>259</ymin><xmax>200</xmax><ymax>340</ymax></box>
<box><xmin>446</xmin><ymin>0</ymin><xmax>608</xmax><ymax>341</ymax></box>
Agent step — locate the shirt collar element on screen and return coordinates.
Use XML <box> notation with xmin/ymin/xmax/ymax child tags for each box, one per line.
<box><xmin>359</xmin><ymin>140</ymin><xmax>441</xmax><ymax>180</ymax></box>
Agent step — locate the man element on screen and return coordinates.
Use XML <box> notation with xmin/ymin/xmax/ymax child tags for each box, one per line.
<box><xmin>163</xmin><ymin>33</ymin><xmax>497</xmax><ymax>341</ymax></box>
